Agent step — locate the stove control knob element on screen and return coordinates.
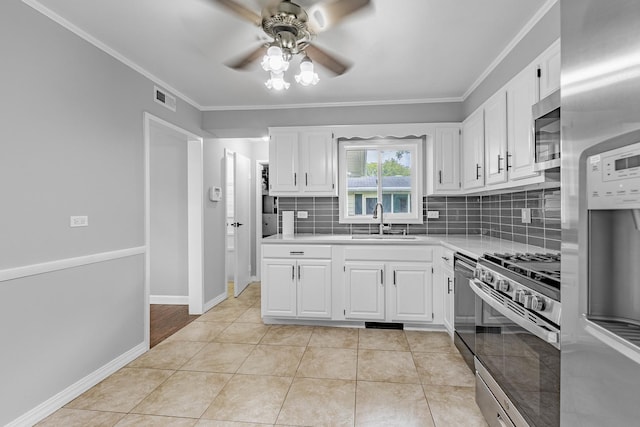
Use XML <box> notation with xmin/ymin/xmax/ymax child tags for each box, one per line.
<box><xmin>474</xmin><ymin>268</ymin><xmax>483</xmax><ymax>279</ymax></box>
<box><xmin>529</xmin><ymin>296</ymin><xmax>546</xmax><ymax>311</ymax></box>
<box><xmin>483</xmin><ymin>271</ymin><xmax>495</xmax><ymax>284</ymax></box>
<box><xmin>514</xmin><ymin>289</ymin><xmax>530</xmax><ymax>304</ymax></box>
<box><xmin>496</xmin><ymin>279</ymin><xmax>511</xmax><ymax>293</ymax></box>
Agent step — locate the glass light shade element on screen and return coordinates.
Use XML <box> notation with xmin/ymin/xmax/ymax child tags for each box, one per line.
<box><xmin>261</xmin><ymin>46</ymin><xmax>289</xmax><ymax>73</ymax></box>
<box><xmin>265</xmin><ymin>71</ymin><xmax>290</xmax><ymax>91</ymax></box>
<box><xmin>295</xmin><ymin>59</ymin><xmax>319</xmax><ymax>86</ymax></box>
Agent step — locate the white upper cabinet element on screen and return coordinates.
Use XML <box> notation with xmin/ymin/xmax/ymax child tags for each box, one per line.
<box><xmin>507</xmin><ymin>64</ymin><xmax>539</xmax><ymax>180</ymax></box>
<box><xmin>269</xmin><ymin>127</ymin><xmax>336</xmax><ymax>196</ymax></box>
<box><xmin>536</xmin><ymin>40</ymin><xmax>561</xmax><ymax>100</ymax></box>
<box><xmin>426</xmin><ymin>127</ymin><xmax>461</xmax><ymax>194</ymax></box>
<box><xmin>484</xmin><ymin>91</ymin><xmax>508</xmax><ymax>186</ymax></box>
<box><xmin>462</xmin><ymin>109</ymin><xmax>485</xmax><ymax>190</ymax></box>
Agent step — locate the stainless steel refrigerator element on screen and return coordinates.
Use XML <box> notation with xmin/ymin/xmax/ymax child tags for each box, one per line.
<box><xmin>562</xmin><ymin>0</ymin><xmax>640</xmax><ymax>425</ymax></box>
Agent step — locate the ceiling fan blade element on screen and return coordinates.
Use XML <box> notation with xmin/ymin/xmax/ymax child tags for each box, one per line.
<box><xmin>210</xmin><ymin>0</ymin><xmax>262</xmax><ymax>26</ymax></box>
<box><xmin>226</xmin><ymin>45</ymin><xmax>267</xmax><ymax>70</ymax></box>
<box><xmin>308</xmin><ymin>0</ymin><xmax>372</xmax><ymax>33</ymax></box>
<box><xmin>305</xmin><ymin>44</ymin><xmax>351</xmax><ymax>75</ymax></box>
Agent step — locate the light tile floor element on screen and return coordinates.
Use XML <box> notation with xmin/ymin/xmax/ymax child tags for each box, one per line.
<box><xmin>38</xmin><ymin>283</ymin><xmax>487</xmax><ymax>427</ymax></box>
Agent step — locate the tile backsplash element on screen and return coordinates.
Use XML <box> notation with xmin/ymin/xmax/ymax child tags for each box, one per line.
<box><xmin>275</xmin><ymin>186</ymin><xmax>561</xmax><ymax>251</ymax></box>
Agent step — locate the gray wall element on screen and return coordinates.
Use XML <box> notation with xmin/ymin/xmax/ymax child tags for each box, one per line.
<box><xmin>463</xmin><ymin>2</ymin><xmax>561</xmax><ymax>117</ymax></box>
<box><xmin>150</xmin><ymin>123</ymin><xmax>188</xmax><ymax>297</ymax></box>
<box><xmin>202</xmin><ymin>102</ymin><xmax>464</xmax><ymax>138</ymax></box>
<box><xmin>0</xmin><ymin>1</ymin><xmax>204</xmax><ymax>424</ymax></box>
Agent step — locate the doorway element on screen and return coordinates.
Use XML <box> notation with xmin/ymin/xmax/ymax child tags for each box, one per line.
<box><xmin>144</xmin><ymin>113</ymin><xmax>204</xmax><ymax>348</ymax></box>
<box><xmin>225</xmin><ymin>150</ymin><xmax>252</xmax><ymax>297</ymax></box>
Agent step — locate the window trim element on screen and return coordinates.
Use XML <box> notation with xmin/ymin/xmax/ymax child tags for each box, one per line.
<box><xmin>338</xmin><ymin>138</ymin><xmax>423</xmax><ymax>224</ymax></box>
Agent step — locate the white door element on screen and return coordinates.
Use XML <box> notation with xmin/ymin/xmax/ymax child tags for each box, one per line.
<box><xmin>484</xmin><ymin>91</ymin><xmax>508</xmax><ymax>185</ymax></box>
<box><xmin>269</xmin><ymin>130</ymin><xmax>299</xmax><ymax>193</ymax></box>
<box><xmin>389</xmin><ymin>263</ymin><xmax>433</xmax><ymax>322</ymax></box>
<box><xmin>299</xmin><ymin>129</ymin><xmax>335</xmax><ymax>193</ymax></box>
<box><xmin>262</xmin><ymin>259</ymin><xmax>296</xmax><ymax>317</ymax></box>
<box><xmin>344</xmin><ymin>262</ymin><xmax>385</xmax><ymax>320</ymax></box>
<box><xmin>233</xmin><ymin>151</ymin><xmax>252</xmax><ymax>297</ymax></box>
<box><xmin>462</xmin><ymin>109</ymin><xmax>485</xmax><ymax>190</ymax></box>
<box><xmin>435</xmin><ymin>127</ymin><xmax>461</xmax><ymax>192</ymax></box>
<box><xmin>443</xmin><ymin>267</ymin><xmax>455</xmax><ymax>335</ymax></box>
<box><xmin>507</xmin><ymin>65</ymin><xmax>539</xmax><ymax>180</ymax></box>
<box><xmin>297</xmin><ymin>260</ymin><xmax>332</xmax><ymax>318</ymax></box>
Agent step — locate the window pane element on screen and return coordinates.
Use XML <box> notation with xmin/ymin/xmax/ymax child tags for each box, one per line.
<box><xmin>365</xmin><ymin>197</ymin><xmax>378</xmax><ymax>215</ymax></box>
<box><xmin>380</xmin><ymin>149</ymin><xmax>412</xmax><ymax>215</ymax></box>
<box><xmin>346</xmin><ymin>149</ymin><xmax>378</xmax><ymax>217</ymax></box>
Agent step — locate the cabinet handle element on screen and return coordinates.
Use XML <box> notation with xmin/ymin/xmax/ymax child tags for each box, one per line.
<box><xmin>438</xmin><ymin>170</ymin><xmax>442</xmax><ymax>184</ymax></box>
<box><xmin>380</xmin><ymin>269</ymin><xmax>384</xmax><ymax>285</ymax></box>
<box><xmin>294</xmin><ymin>173</ymin><xmax>297</xmax><ymax>186</ymax></box>
<box><xmin>298</xmin><ymin>265</ymin><xmax>301</xmax><ymax>280</ymax></box>
<box><xmin>442</xmin><ymin>256</ymin><xmax>449</xmax><ymax>261</ymax></box>
<box><xmin>305</xmin><ymin>173</ymin><xmax>308</xmax><ymax>186</ymax></box>
<box><xmin>292</xmin><ymin>265</ymin><xmax>295</xmax><ymax>280</ymax></box>
<box><xmin>506</xmin><ymin>151</ymin><xmax>512</xmax><ymax>170</ymax></box>
<box><xmin>497</xmin><ymin>154</ymin><xmax>504</xmax><ymax>173</ymax></box>
<box><xmin>447</xmin><ymin>277</ymin><xmax>452</xmax><ymax>294</ymax></box>
<box><xmin>290</xmin><ymin>251</ymin><xmax>304</xmax><ymax>255</ymax></box>
<box><xmin>476</xmin><ymin>164</ymin><xmax>481</xmax><ymax>180</ymax></box>
<box><xmin>393</xmin><ymin>270</ymin><xmax>397</xmax><ymax>286</ymax></box>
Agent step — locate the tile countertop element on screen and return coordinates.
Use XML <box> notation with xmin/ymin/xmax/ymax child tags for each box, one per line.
<box><xmin>262</xmin><ymin>234</ymin><xmax>553</xmax><ymax>260</ymax></box>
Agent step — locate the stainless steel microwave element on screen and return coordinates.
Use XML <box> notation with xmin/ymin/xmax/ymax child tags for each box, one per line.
<box><xmin>532</xmin><ymin>89</ymin><xmax>561</xmax><ymax>171</ymax></box>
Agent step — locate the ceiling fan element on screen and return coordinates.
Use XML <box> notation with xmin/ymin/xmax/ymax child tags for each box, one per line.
<box><xmin>211</xmin><ymin>0</ymin><xmax>371</xmax><ymax>90</ymax></box>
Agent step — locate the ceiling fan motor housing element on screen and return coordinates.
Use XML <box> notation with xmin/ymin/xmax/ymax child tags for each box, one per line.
<box><xmin>262</xmin><ymin>0</ymin><xmax>312</xmax><ymax>53</ymax></box>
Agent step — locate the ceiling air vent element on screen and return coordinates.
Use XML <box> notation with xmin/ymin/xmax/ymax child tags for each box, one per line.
<box><xmin>154</xmin><ymin>86</ymin><xmax>176</xmax><ymax>112</ymax></box>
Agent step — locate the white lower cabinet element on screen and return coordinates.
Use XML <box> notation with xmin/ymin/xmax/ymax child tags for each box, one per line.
<box><xmin>440</xmin><ymin>248</ymin><xmax>455</xmax><ymax>336</ymax></box>
<box><xmin>389</xmin><ymin>263</ymin><xmax>433</xmax><ymax>322</ymax></box>
<box><xmin>262</xmin><ymin>245</ymin><xmax>332</xmax><ymax>319</ymax></box>
<box><xmin>344</xmin><ymin>262</ymin><xmax>386</xmax><ymax>320</ymax></box>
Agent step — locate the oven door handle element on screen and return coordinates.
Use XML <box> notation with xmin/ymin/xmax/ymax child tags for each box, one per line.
<box><xmin>470</xmin><ymin>279</ymin><xmax>560</xmax><ymax>349</ymax></box>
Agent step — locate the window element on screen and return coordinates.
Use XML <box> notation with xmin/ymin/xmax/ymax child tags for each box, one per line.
<box><xmin>338</xmin><ymin>138</ymin><xmax>423</xmax><ymax>224</ymax></box>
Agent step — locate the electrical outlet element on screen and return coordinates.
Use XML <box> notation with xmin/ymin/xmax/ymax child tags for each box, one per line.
<box><xmin>297</xmin><ymin>211</ymin><xmax>308</xmax><ymax>219</ymax></box>
<box><xmin>70</xmin><ymin>216</ymin><xmax>88</xmax><ymax>227</ymax></box>
<box><xmin>521</xmin><ymin>208</ymin><xmax>532</xmax><ymax>224</ymax></box>
<box><xmin>427</xmin><ymin>211</ymin><xmax>440</xmax><ymax>219</ymax></box>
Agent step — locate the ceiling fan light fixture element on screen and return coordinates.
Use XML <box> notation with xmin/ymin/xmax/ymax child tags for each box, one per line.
<box><xmin>265</xmin><ymin>71</ymin><xmax>290</xmax><ymax>91</ymax></box>
<box><xmin>261</xmin><ymin>45</ymin><xmax>289</xmax><ymax>73</ymax></box>
<box><xmin>295</xmin><ymin>56</ymin><xmax>319</xmax><ymax>86</ymax></box>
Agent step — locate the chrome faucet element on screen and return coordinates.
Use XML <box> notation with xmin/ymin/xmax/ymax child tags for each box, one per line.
<box><xmin>372</xmin><ymin>202</ymin><xmax>384</xmax><ymax>235</ymax></box>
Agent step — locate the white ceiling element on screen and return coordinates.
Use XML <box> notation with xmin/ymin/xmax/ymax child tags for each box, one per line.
<box><xmin>29</xmin><ymin>0</ymin><xmax>551</xmax><ymax>110</ymax></box>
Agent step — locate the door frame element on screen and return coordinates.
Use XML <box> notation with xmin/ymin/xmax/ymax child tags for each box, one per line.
<box><xmin>143</xmin><ymin>113</ymin><xmax>204</xmax><ymax>347</ymax></box>
<box><xmin>255</xmin><ymin>159</ymin><xmax>268</xmax><ymax>281</ymax></box>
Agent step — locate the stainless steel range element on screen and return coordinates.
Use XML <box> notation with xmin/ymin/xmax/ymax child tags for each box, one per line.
<box><xmin>471</xmin><ymin>252</ymin><xmax>561</xmax><ymax>427</ymax></box>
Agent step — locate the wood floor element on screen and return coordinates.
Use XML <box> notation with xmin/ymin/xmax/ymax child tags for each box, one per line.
<box><xmin>149</xmin><ymin>304</ymin><xmax>199</xmax><ymax>348</ymax></box>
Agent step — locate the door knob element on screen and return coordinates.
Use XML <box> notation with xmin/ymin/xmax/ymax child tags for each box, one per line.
<box><xmin>231</xmin><ymin>222</ymin><xmax>243</xmax><ymax>227</ymax></box>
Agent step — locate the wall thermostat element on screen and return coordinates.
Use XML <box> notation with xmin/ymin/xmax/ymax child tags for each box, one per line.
<box><xmin>209</xmin><ymin>186</ymin><xmax>222</xmax><ymax>202</ymax></box>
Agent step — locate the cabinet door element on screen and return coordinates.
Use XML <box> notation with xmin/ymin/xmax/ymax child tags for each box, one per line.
<box><xmin>462</xmin><ymin>109</ymin><xmax>485</xmax><ymax>190</ymax></box>
<box><xmin>507</xmin><ymin>65</ymin><xmax>539</xmax><ymax>180</ymax></box>
<box><xmin>537</xmin><ymin>41</ymin><xmax>561</xmax><ymax>100</ymax></box>
<box><xmin>297</xmin><ymin>260</ymin><xmax>332</xmax><ymax>318</ymax></box>
<box><xmin>434</xmin><ymin>127</ymin><xmax>461</xmax><ymax>192</ymax></box>
<box><xmin>389</xmin><ymin>263</ymin><xmax>433</xmax><ymax>322</ymax></box>
<box><xmin>299</xmin><ymin>130</ymin><xmax>335</xmax><ymax>194</ymax></box>
<box><xmin>262</xmin><ymin>260</ymin><xmax>297</xmax><ymax>317</ymax></box>
<box><xmin>484</xmin><ymin>92</ymin><xmax>508</xmax><ymax>185</ymax></box>
<box><xmin>344</xmin><ymin>262</ymin><xmax>385</xmax><ymax>320</ymax></box>
<box><xmin>269</xmin><ymin>130</ymin><xmax>299</xmax><ymax>194</ymax></box>
<box><xmin>442</xmin><ymin>266</ymin><xmax>455</xmax><ymax>335</ymax></box>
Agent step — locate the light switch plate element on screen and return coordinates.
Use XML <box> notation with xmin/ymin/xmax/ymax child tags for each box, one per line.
<box><xmin>70</xmin><ymin>216</ymin><xmax>88</xmax><ymax>227</ymax></box>
<box><xmin>297</xmin><ymin>211</ymin><xmax>308</xmax><ymax>219</ymax></box>
<box><xmin>521</xmin><ymin>208</ymin><xmax>532</xmax><ymax>224</ymax></box>
<box><xmin>427</xmin><ymin>211</ymin><xmax>440</xmax><ymax>219</ymax></box>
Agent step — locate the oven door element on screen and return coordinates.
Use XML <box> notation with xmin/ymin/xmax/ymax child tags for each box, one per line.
<box><xmin>471</xmin><ymin>279</ymin><xmax>560</xmax><ymax>427</ymax></box>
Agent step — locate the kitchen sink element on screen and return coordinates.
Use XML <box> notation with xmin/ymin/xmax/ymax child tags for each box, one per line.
<box><xmin>350</xmin><ymin>235</ymin><xmax>417</xmax><ymax>240</ymax></box>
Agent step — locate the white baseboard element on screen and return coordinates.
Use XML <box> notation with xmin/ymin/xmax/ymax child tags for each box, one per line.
<box><xmin>203</xmin><ymin>291</ymin><xmax>227</xmax><ymax>313</ymax></box>
<box><xmin>149</xmin><ymin>295</ymin><xmax>189</xmax><ymax>305</ymax></box>
<box><xmin>250</xmin><ymin>275</ymin><xmax>258</xmax><ymax>282</ymax></box>
<box><xmin>7</xmin><ymin>342</ymin><xmax>147</xmax><ymax>427</ymax></box>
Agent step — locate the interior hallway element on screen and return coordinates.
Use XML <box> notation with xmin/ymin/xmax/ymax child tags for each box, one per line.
<box><xmin>38</xmin><ymin>282</ymin><xmax>487</xmax><ymax>426</ymax></box>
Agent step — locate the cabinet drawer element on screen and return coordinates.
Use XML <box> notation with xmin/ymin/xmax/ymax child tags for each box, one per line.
<box><xmin>440</xmin><ymin>247</ymin><xmax>455</xmax><ymax>269</ymax></box>
<box><xmin>344</xmin><ymin>246</ymin><xmax>433</xmax><ymax>262</ymax></box>
<box><xmin>262</xmin><ymin>244</ymin><xmax>332</xmax><ymax>259</ymax></box>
